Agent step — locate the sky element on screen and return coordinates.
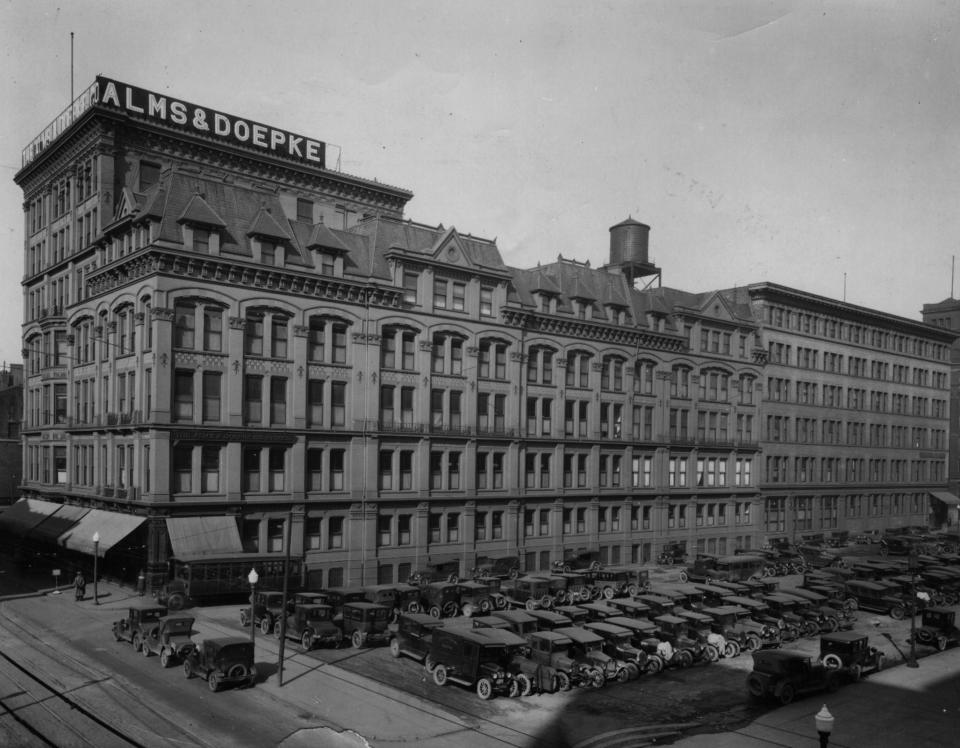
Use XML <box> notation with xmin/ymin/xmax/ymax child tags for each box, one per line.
<box><xmin>2</xmin><ymin>0</ymin><xmax>959</xmax><ymax>366</ymax></box>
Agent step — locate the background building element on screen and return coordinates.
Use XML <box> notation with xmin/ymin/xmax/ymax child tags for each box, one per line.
<box><xmin>0</xmin><ymin>363</ymin><xmax>23</xmax><ymax>505</ymax></box>
<box><xmin>6</xmin><ymin>76</ymin><xmax>954</xmax><ymax>595</ymax></box>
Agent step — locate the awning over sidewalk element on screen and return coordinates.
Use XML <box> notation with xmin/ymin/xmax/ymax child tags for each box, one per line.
<box><xmin>59</xmin><ymin>509</ymin><xmax>147</xmax><ymax>556</ymax></box>
<box><xmin>29</xmin><ymin>504</ymin><xmax>90</xmax><ymax>541</ymax></box>
<box><xmin>166</xmin><ymin>516</ymin><xmax>243</xmax><ymax>560</ymax></box>
<box><xmin>930</xmin><ymin>491</ymin><xmax>960</xmax><ymax>507</ymax></box>
<box><xmin>0</xmin><ymin>498</ymin><xmax>62</xmax><ymax>535</ymax></box>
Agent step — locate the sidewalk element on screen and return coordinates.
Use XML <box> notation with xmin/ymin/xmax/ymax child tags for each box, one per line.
<box><xmin>672</xmin><ymin>644</ymin><xmax>960</xmax><ymax>748</ymax></box>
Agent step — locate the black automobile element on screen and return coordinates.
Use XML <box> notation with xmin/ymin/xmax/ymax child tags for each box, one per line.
<box><xmin>183</xmin><ymin>637</ymin><xmax>256</xmax><ymax>692</ymax></box>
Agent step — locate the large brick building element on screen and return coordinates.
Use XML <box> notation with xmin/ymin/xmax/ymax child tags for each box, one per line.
<box><xmin>5</xmin><ymin>76</ymin><xmax>954</xmax><ymax>595</ymax></box>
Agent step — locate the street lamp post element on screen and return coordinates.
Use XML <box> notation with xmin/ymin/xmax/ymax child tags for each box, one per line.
<box><xmin>814</xmin><ymin>704</ymin><xmax>834</xmax><ymax>748</ymax></box>
<box><xmin>92</xmin><ymin>532</ymin><xmax>100</xmax><ymax>605</ymax></box>
<box><xmin>247</xmin><ymin>568</ymin><xmax>259</xmax><ymax>647</ymax></box>
<box><xmin>907</xmin><ymin>550</ymin><xmax>919</xmax><ymax>667</ymax></box>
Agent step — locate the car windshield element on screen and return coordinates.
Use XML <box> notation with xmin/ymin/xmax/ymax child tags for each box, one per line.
<box><xmin>611</xmin><ymin>635</ymin><xmax>632</xmax><ymax>647</ymax></box>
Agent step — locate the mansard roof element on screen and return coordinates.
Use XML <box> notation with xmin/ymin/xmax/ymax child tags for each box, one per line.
<box><xmin>177</xmin><ymin>193</ymin><xmax>227</xmax><ymax>227</ymax></box>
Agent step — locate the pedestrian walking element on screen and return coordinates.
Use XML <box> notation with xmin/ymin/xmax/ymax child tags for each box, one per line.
<box><xmin>74</xmin><ymin>571</ymin><xmax>86</xmax><ymax>601</ymax></box>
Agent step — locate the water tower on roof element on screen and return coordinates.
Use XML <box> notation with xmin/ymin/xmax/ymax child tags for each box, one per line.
<box><xmin>607</xmin><ymin>216</ymin><xmax>661</xmax><ymax>288</ymax></box>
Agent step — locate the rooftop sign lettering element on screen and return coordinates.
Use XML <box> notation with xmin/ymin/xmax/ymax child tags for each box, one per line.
<box><xmin>22</xmin><ymin>76</ymin><xmax>327</xmax><ymax>170</ymax></box>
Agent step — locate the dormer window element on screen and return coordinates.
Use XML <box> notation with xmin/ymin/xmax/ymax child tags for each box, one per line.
<box><xmin>194</xmin><ymin>228</ymin><xmax>210</xmax><ymax>253</ymax></box>
<box><xmin>262</xmin><ymin>242</ymin><xmax>277</xmax><ymax>266</ymax></box>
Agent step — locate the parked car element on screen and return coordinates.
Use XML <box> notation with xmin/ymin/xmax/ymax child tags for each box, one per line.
<box><xmin>746</xmin><ymin>650</ymin><xmax>841</xmax><ymax>705</ymax></box>
<box><xmin>500</xmin><ymin>576</ymin><xmax>554</xmax><ymax>611</ymax></box>
<box><xmin>547</xmin><ymin>572</ymin><xmax>591</xmax><ymax>605</ymax></box>
<box><xmin>701</xmin><ymin>605</ymin><xmax>765</xmax><ymax>654</ymax></box>
<box><xmin>585</xmin><ymin>568</ymin><xmax>641</xmax><ymax>600</ymax></box>
<box><xmin>341</xmin><ymin>601</ymin><xmax>392</xmax><ymax>648</ymax></box>
<box><xmin>526</xmin><ymin>609</ymin><xmax>573</xmax><ymax>631</ymax></box>
<box><xmin>136</xmin><ymin>614</ymin><xmax>196</xmax><ymax>667</ymax></box>
<box><xmin>457</xmin><ymin>580</ymin><xmax>495</xmax><ymax>616</ymax></box>
<box><xmin>363</xmin><ymin>583</ymin><xmax>423</xmax><ymax>617</ymax></box>
<box><xmin>605</xmin><ymin>597</ymin><xmax>653</xmax><ymax>621</ymax></box>
<box><xmin>603</xmin><ymin>616</ymin><xmax>666</xmax><ymax>673</ymax></box>
<box><xmin>722</xmin><ymin>596</ymin><xmax>785</xmax><ymax>648</ymax></box>
<box><xmin>427</xmin><ymin>627</ymin><xmax>520</xmax><ymax>699</ymax></box>
<box><xmin>471</xmin><ymin>555</ymin><xmax>521</xmax><ymax>580</ymax></box>
<box><xmin>654</xmin><ymin>614</ymin><xmax>718</xmax><ymax>663</ymax></box>
<box><xmin>818</xmin><ymin>631</ymin><xmax>885</xmax><ymax>680</ymax></box>
<box><xmin>555</xmin><ymin>625</ymin><xmax>632</xmax><ymax>683</ymax></box>
<box><xmin>490</xmin><ymin>609</ymin><xmax>539</xmax><ymax>637</ymax></box>
<box><xmin>111</xmin><ymin>604</ymin><xmax>168</xmax><ymax>646</ymax></box>
<box><xmin>844</xmin><ymin>580</ymin><xmax>913</xmax><ymax>619</ymax></box>
<box><xmin>582</xmin><ymin>621</ymin><xmax>646</xmax><ymax>678</ymax></box>
<box><xmin>684</xmin><ymin>554</ymin><xmax>767</xmax><ymax>584</ymax></box>
<box><xmin>390</xmin><ymin>612</ymin><xmax>445</xmax><ymax>664</ymax></box>
<box><xmin>183</xmin><ymin>637</ymin><xmax>256</xmax><ymax>692</ymax></box>
<box><xmin>275</xmin><ymin>603</ymin><xmax>342</xmax><ymax>649</ymax></box>
<box><xmin>240</xmin><ymin>590</ymin><xmax>286</xmax><ymax>635</ymax></box>
<box><xmin>911</xmin><ymin>607</ymin><xmax>960</xmax><ymax>651</ymax></box>
<box><xmin>419</xmin><ymin>581</ymin><xmax>463</xmax><ymax>618</ymax></box>
<box><xmin>526</xmin><ymin>630</ymin><xmax>604</xmax><ymax>689</ymax></box>
<box><xmin>472</xmin><ymin>627</ymin><xmax>544</xmax><ymax>696</ymax></box>
<box><xmin>676</xmin><ymin>609</ymin><xmax>737</xmax><ymax>657</ymax></box>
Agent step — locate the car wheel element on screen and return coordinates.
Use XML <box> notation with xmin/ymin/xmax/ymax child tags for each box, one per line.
<box><xmin>777</xmin><ymin>683</ymin><xmax>795</xmax><ymax>705</ymax></box>
<box><xmin>822</xmin><ymin>617</ymin><xmax>838</xmax><ymax>633</ymax></box>
<box><xmin>273</xmin><ymin>621</ymin><xmax>282</xmax><ymax>639</ymax></box>
<box><xmin>160</xmin><ymin>651</ymin><xmax>171</xmax><ymax>668</ymax></box>
<box><xmin>183</xmin><ymin>660</ymin><xmax>194</xmax><ymax>679</ymax></box>
<box><xmin>301</xmin><ymin>632</ymin><xmax>314</xmax><ymax>650</ymax></box>
<box><xmin>804</xmin><ymin>622</ymin><xmax>820</xmax><ymax>639</ymax></box>
<box><xmin>704</xmin><ymin>644</ymin><xmax>719</xmax><ymax>663</ymax></box>
<box><xmin>260</xmin><ymin>616</ymin><xmax>273</xmax><ymax>635</ymax></box>
<box><xmin>351</xmin><ymin>631</ymin><xmax>364</xmax><ymax>649</ymax></box>
<box><xmin>746</xmin><ymin>674</ymin><xmax>765</xmax><ymax>698</ymax></box>
<box><xmin>433</xmin><ymin>665</ymin><xmax>448</xmax><ymax>687</ymax></box>
<box><xmin>516</xmin><ymin>672</ymin><xmax>533</xmax><ymax>696</ymax></box>
<box><xmin>208</xmin><ymin>673</ymin><xmax>221</xmax><ymax>693</ymax></box>
<box><xmin>507</xmin><ymin>678</ymin><xmax>521</xmax><ymax>698</ymax></box>
<box><xmin>890</xmin><ymin>606</ymin><xmax>906</xmax><ymax>621</ymax></box>
<box><xmin>678</xmin><ymin>570</ymin><xmax>689</xmax><ymax>583</ymax></box>
<box><xmin>389</xmin><ymin>638</ymin><xmax>401</xmax><ymax>658</ymax></box>
<box><xmin>745</xmin><ymin>635</ymin><xmax>761</xmax><ymax>653</ymax></box>
<box><xmin>525</xmin><ymin>599</ymin><xmax>536</xmax><ymax>611</ymax></box>
<box><xmin>725</xmin><ymin>641</ymin><xmax>741</xmax><ymax>658</ymax></box>
<box><xmin>407</xmin><ymin>601</ymin><xmax>422</xmax><ymax>614</ymax></box>
<box><xmin>875</xmin><ymin>653</ymin><xmax>886</xmax><ymax>671</ymax></box>
<box><xmin>589</xmin><ymin>668</ymin><xmax>605</xmax><ymax>689</ymax></box>
<box><xmin>167</xmin><ymin>594</ymin><xmax>185</xmax><ymax>611</ymax></box>
<box><xmin>428</xmin><ymin>605</ymin><xmax>442</xmax><ymax>619</ymax></box>
<box><xmin>822</xmin><ymin>653</ymin><xmax>843</xmax><ymax>670</ymax></box>
<box><xmin>141</xmin><ymin>641</ymin><xmax>151</xmax><ymax>658</ymax></box>
<box><xmin>113</xmin><ymin>627</ymin><xmax>123</xmax><ymax>642</ymax></box>
<box><xmin>645</xmin><ymin>656</ymin><xmax>663</xmax><ymax>675</ymax></box>
<box><xmin>555</xmin><ymin>670</ymin><xmax>571</xmax><ymax>691</ymax></box>
<box><xmin>627</xmin><ymin>584</ymin><xmax>640</xmax><ymax>597</ymax></box>
<box><xmin>239</xmin><ymin>610</ymin><xmax>249</xmax><ymax>627</ymax></box>
<box><xmin>424</xmin><ymin>655</ymin><xmax>438</xmax><ymax>673</ymax></box>
<box><xmin>132</xmin><ymin>634</ymin><xmax>142</xmax><ymax>651</ymax></box>
<box><xmin>625</xmin><ymin>662</ymin><xmax>641</xmax><ymax>680</ymax></box>
<box><xmin>915</xmin><ymin>629</ymin><xmax>933</xmax><ymax>644</ymax></box>
<box><xmin>495</xmin><ymin>596</ymin><xmax>508</xmax><ymax>610</ymax></box>
<box><xmin>442</xmin><ymin>601</ymin><xmax>459</xmax><ymax>618</ymax></box>
<box><xmin>936</xmin><ymin>635</ymin><xmax>948</xmax><ymax>652</ymax></box>
<box><xmin>615</xmin><ymin>667</ymin><xmax>630</xmax><ymax>684</ymax></box>
<box><xmin>479</xmin><ymin>599</ymin><xmax>492</xmax><ymax>614</ymax></box>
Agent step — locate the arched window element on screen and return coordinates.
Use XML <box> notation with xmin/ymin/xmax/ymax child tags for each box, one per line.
<box><xmin>634</xmin><ymin>359</ymin><xmax>656</xmax><ymax>395</ymax></box>
<box><xmin>671</xmin><ymin>365</ymin><xmax>691</xmax><ymax>398</ymax></box>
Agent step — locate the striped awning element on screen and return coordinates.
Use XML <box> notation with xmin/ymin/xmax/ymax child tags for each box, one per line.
<box><xmin>931</xmin><ymin>491</ymin><xmax>960</xmax><ymax>507</ymax></box>
<box><xmin>0</xmin><ymin>498</ymin><xmax>62</xmax><ymax>535</ymax></box>
<box><xmin>29</xmin><ymin>504</ymin><xmax>90</xmax><ymax>541</ymax></box>
<box><xmin>166</xmin><ymin>516</ymin><xmax>243</xmax><ymax>560</ymax></box>
<box><xmin>58</xmin><ymin>509</ymin><xmax>147</xmax><ymax>556</ymax></box>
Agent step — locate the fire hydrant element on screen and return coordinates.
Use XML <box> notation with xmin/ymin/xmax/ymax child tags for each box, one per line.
<box><xmin>137</xmin><ymin>570</ymin><xmax>146</xmax><ymax>597</ymax></box>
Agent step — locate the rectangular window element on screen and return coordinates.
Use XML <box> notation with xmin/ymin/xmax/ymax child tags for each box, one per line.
<box><xmin>202</xmin><ymin>371</ymin><xmax>221</xmax><ymax>422</ymax></box>
<box><xmin>174</xmin><ymin>304</ymin><xmax>195</xmax><ymax>348</ymax></box>
<box><xmin>174</xmin><ymin>370</ymin><xmax>193</xmax><ymax>421</ymax></box>
<box><xmin>308</xmin><ymin>379</ymin><xmax>324</xmax><ymax>426</ymax></box>
<box><xmin>243</xmin><ymin>448</ymin><xmax>261</xmax><ymax>492</ymax></box>
<box><xmin>331</xmin><ymin>382</ymin><xmax>346</xmax><ymax>426</ymax></box>
<box><xmin>201</xmin><ymin>446</ymin><xmax>220</xmax><ymax>492</ymax></box>
<box><xmin>403</xmin><ymin>272</ymin><xmax>419</xmax><ymax>305</ymax></box>
<box><xmin>269</xmin><ymin>447</ymin><xmax>285</xmax><ymax>491</ymax></box>
<box><xmin>272</xmin><ymin>317</ymin><xmax>288</xmax><ymax>358</ymax></box>
<box><xmin>203</xmin><ymin>308</ymin><xmax>222</xmax><ymax>351</ymax></box>
<box><xmin>434</xmin><ymin>278</ymin><xmax>447</xmax><ymax>309</ymax></box>
<box><xmin>270</xmin><ymin>377</ymin><xmax>287</xmax><ymax>425</ymax></box>
<box><xmin>245</xmin><ymin>375</ymin><xmax>262</xmax><ymax>423</ymax></box>
<box><xmin>245</xmin><ymin>314</ymin><xmax>264</xmax><ymax>355</ymax></box>
<box><xmin>480</xmin><ymin>286</ymin><xmax>493</xmax><ymax>316</ymax></box>
<box><xmin>451</xmin><ymin>283</ymin><xmax>465</xmax><ymax>311</ymax></box>
<box><xmin>173</xmin><ymin>446</ymin><xmax>192</xmax><ymax>492</ymax></box>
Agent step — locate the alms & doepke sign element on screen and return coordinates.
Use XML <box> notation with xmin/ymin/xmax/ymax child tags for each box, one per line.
<box><xmin>22</xmin><ymin>76</ymin><xmax>326</xmax><ymax>169</ymax></box>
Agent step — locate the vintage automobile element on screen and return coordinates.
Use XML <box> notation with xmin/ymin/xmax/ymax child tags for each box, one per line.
<box><xmin>552</xmin><ymin>604</ymin><xmax>590</xmax><ymax>626</ymax></box>
<box><xmin>603</xmin><ymin>616</ymin><xmax>666</xmax><ymax>673</ymax></box>
<box><xmin>408</xmin><ymin>560</ymin><xmax>461</xmax><ymax>585</ymax></box>
<box><xmin>780</xmin><ymin>588</ymin><xmax>852</xmax><ymax>631</ymax></box>
<box><xmin>183</xmin><ymin>637</ymin><xmax>256</xmax><ymax>692</ymax></box>
<box><xmin>155</xmin><ymin>577</ymin><xmax>190</xmax><ymax>611</ymax></box>
<box><xmin>818</xmin><ymin>631</ymin><xmax>885</xmax><ymax>680</ymax></box>
<box><xmin>746</xmin><ymin>650</ymin><xmax>842</xmax><ymax>705</ymax></box>
<box><xmin>546</xmin><ymin>572</ymin><xmax>591</xmax><ymax>605</ymax></box>
<box><xmin>651</xmin><ymin>583</ymin><xmax>706</xmax><ymax>611</ymax></box>
<box><xmin>911</xmin><ymin>607</ymin><xmax>960</xmax><ymax>651</ymax></box>
<box><xmin>471</xmin><ymin>555</ymin><xmax>521</xmax><ymax>580</ymax></box>
<box><xmin>763</xmin><ymin>593</ymin><xmax>824</xmax><ymax>638</ymax></box>
<box><xmin>500</xmin><ymin>576</ymin><xmax>554</xmax><ymax>611</ymax></box>
<box><xmin>111</xmin><ymin>604</ymin><xmax>168</xmax><ymax>646</ymax></box>
<box><xmin>363</xmin><ymin>583</ymin><xmax>423</xmax><ymax>617</ymax></box>
<box><xmin>472</xmin><ymin>627</ymin><xmax>545</xmax><ymax>696</ymax></box>
<box><xmin>655</xmin><ymin>614</ymin><xmax>718</xmax><ymax>663</ymax></box>
<box><xmin>490</xmin><ymin>609</ymin><xmax>539</xmax><ymax>637</ymax></box>
<box><xmin>701</xmin><ymin>605</ymin><xmax>769</xmax><ymax>654</ymax></box>
<box><xmin>390</xmin><ymin>612</ymin><xmax>445</xmax><ymax>664</ymax></box>
<box><xmin>676</xmin><ymin>609</ymin><xmax>736</xmax><ymax>658</ymax></box>
<box><xmin>582</xmin><ymin>621</ymin><xmax>648</xmax><ymax>678</ymax></box>
<box><xmin>585</xmin><ymin>568</ymin><xmax>642</xmax><ymax>600</ymax></box>
<box><xmin>527</xmin><ymin>630</ymin><xmax>605</xmax><ymax>690</ymax></box>
<box><xmin>240</xmin><ymin>590</ymin><xmax>286</xmax><ymax>635</ymax></box>
<box><xmin>606</xmin><ymin>597</ymin><xmax>652</xmax><ymax>621</ymax></box>
<box><xmin>657</xmin><ymin>542</ymin><xmax>687</xmax><ymax>566</ymax></box>
<box><xmin>598</xmin><ymin>565</ymin><xmax>650</xmax><ymax>597</ymax></box>
<box><xmin>691</xmin><ymin>583</ymin><xmax>739</xmax><ymax>607</ymax></box>
<box><xmin>137</xmin><ymin>615</ymin><xmax>196</xmax><ymax>667</ymax></box>
<box><xmin>552</xmin><ymin>548</ymin><xmax>602</xmax><ymax>573</ymax></box>
<box><xmin>314</xmin><ymin>587</ymin><xmax>369</xmax><ymax>618</ymax></box>
<box><xmin>725</xmin><ymin>595</ymin><xmax>789</xmax><ymax>645</ymax></box>
<box><xmin>555</xmin><ymin>625</ymin><xmax>632</xmax><ymax>683</ymax></box>
<box><xmin>578</xmin><ymin>601</ymin><xmax>620</xmax><ymax>622</ymax></box>
<box><xmin>844</xmin><ymin>580</ymin><xmax>913</xmax><ymax>620</ymax></box>
<box><xmin>684</xmin><ymin>553</ymin><xmax>767</xmax><ymax>584</ymax></box>
<box><xmin>275</xmin><ymin>603</ymin><xmax>342</xmax><ymax>649</ymax></box>
<box><xmin>633</xmin><ymin>593</ymin><xmax>681</xmax><ymax>618</ymax></box>
<box><xmin>418</xmin><ymin>581</ymin><xmax>462</xmax><ymax>618</ymax></box>
<box><xmin>457</xmin><ymin>580</ymin><xmax>496</xmax><ymax>616</ymax></box>
<box><xmin>427</xmin><ymin>627</ymin><xmax>520</xmax><ymax>699</ymax></box>
<box><xmin>341</xmin><ymin>602</ymin><xmax>392</xmax><ymax>648</ymax></box>
<box><xmin>526</xmin><ymin>609</ymin><xmax>573</xmax><ymax>631</ymax></box>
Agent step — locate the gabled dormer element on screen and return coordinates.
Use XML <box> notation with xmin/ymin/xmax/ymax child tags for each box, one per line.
<box><xmin>305</xmin><ymin>219</ymin><xmax>350</xmax><ymax>277</ymax></box>
<box><xmin>568</xmin><ymin>276</ymin><xmax>596</xmax><ymax>320</ymax></box>
<box><xmin>114</xmin><ymin>186</ymin><xmax>140</xmax><ymax>222</ymax></box>
<box><xmin>177</xmin><ymin>192</ymin><xmax>227</xmax><ymax>255</ymax></box>
<box><xmin>247</xmin><ymin>206</ymin><xmax>291</xmax><ymax>267</ymax></box>
<box><xmin>430</xmin><ymin>227</ymin><xmax>475</xmax><ymax>269</ymax></box>
<box><xmin>530</xmin><ymin>274</ymin><xmax>561</xmax><ymax>314</ymax></box>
